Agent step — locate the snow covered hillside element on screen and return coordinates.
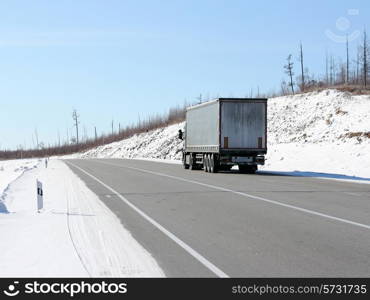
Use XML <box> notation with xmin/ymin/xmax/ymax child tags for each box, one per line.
<box><xmin>68</xmin><ymin>122</ymin><xmax>185</xmax><ymax>161</ymax></box>
<box><xmin>68</xmin><ymin>89</ymin><xmax>370</xmax><ymax>179</ymax></box>
<box><xmin>261</xmin><ymin>89</ymin><xmax>370</xmax><ymax>178</ymax></box>
<box><xmin>0</xmin><ymin>159</ymin><xmax>164</xmax><ymax>277</ymax></box>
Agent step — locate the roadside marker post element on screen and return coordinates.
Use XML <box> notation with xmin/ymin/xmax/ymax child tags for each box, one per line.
<box><xmin>37</xmin><ymin>180</ymin><xmax>43</xmax><ymax>212</ymax></box>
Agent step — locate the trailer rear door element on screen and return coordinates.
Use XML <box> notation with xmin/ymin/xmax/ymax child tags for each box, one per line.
<box><xmin>220</xmin><ymin>100</ymin><xmax>267</xmax><ymax>150</ymax></box>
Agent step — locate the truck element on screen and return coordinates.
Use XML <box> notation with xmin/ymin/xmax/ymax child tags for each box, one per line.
<box><xmin>179</xmin><ymin>98</ymin><xmax>267</xmax><ymax>173</ymax></box>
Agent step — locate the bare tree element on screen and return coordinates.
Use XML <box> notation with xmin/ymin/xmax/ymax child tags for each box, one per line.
<box><xmin>31</xmin><ymin>133</ymin><xmax>35</xmax><ymax>149</ymax></box>
<box><xmin>346</xmin><ymin>35</ymin><xmax>349</xmax><ymax>84</ymax></box>
<box><xmin>339</xmin><ymin>61</ymin><xmax>346</xmax><ymax>84</ymax></box>
<box><xmin>66</xmin><ymin>127</ymin><xmax>70</xmax><ymax>145</ymax></box>
<box><xmin>325</xmin><ymin>50</ymin><xmax>329</xmax><ymax>86</ymax></box>
<box><xmin>356</xmin><ymin>45</ymin><xmax>360</xmax><ymax>84</ymax></box>
<box><xmin>83</xmin><ymin>126</ymin><xmax>87</xmax><ymax>142</ymax></box>
<box><xmin>361</xmin><ymin>29</ymin><xmax>368</xmax><ymax>87</ymax></box>
<box><xmin>330</xmin><ymin>55</ymin><xmax>335</xmax><ymax>85</ymax></box>
<box><xmin>34</xmin><ymin>128</ymin><xmax>39</xmax><ymax>149</ymax></box>
<box><xmin>284</xmin><ymin>54</ymin><xmax>295</xmax><ymax>94</ymax></box>
<box><xmin>280</xmin><ymin>79</ymin><xmax>288</xmax><ymax>95</ymax></box>
<box><xmin>299</xmin><ymin>42</ymin><xmax>305</xmax><ymax>91</ymax></box>
<box><xmin>72</xmin><ymin>109</ymin><xmax>80</xmax><ymax>144</ymax></box>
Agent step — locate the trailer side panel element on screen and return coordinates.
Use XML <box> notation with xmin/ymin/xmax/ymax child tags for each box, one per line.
<box><xmin>185</xmin><ymin>101</ymin><xmax>219</xmax><ymax>153</ymax></box>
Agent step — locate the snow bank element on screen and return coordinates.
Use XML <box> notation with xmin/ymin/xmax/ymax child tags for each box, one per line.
<box><xmin>0</xmin><ymin>159</ymin><xmax>39</xmax><ymax>213</ymax></box>
<box><xmin>0</xmin><ymin>159</ymin><xmax>164</xmax><ymax>277</ymax></box>
<box><xmin>0</xmin><ymin>159</ymin><xmax>39</xmax><ymax>194</ymax></box>
<box><xmin>67</xmin><ymin>89</ymin><xmax>370</xmax><ymax>179</ymax></box>
<box><xmin>260</xmin><ymin>89</ymin><xmax>370</xmax><ymax>179</ymax></box>
<box><xmin>260</xmin><ymin>143</ymin><xmax>370</xmax><ymax>180</ymax></box>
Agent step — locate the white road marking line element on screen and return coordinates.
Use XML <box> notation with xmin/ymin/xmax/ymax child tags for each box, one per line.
<box><xmin>94</xmin><ymin>160</ymin><xmax>370</xmax><ymax>231</ymax></box>
<box><xmin>343</xmin><ymin>192</ymin><xmax>362</xmax><ymax>197</ymax></box>
<box><xmin>66</xmin><ymin>161</ymin><xmax>229</xmax><ymax>278</ymax></box>
<box><xmin>106</xmin><ymin>195</ymin><xmax>112</xmax><ymax>198</ymax></box>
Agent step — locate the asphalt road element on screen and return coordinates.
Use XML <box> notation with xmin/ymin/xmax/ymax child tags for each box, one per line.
<box><xmin>65</xmin><ymin>158</ymin><xmax>370</xmax><ymax>277</ymax></box>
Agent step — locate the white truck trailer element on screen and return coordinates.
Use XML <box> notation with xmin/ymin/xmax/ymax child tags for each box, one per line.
<box><xmin>179</xmin><ymin>98</ymin><xmax>267</xmax><ymax>173</ymax></box>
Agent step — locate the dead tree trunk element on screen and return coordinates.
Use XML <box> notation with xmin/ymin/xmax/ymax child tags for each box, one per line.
<box><xmin>363</xmin><ymin>30</ymin><xmax>368</xmax><ymax>87</ymax></box>
<box><xmin>299</xmin><ymin>42</ymin><xmax>305</xmax><ymax>91</ymax></box>
<box><xmin>72</xmin><ymin>109</ymin><xmax>79</xmax><ymax>144</ymax></box>
<box><xmin>346</xmin><ymin>35</ymin><xmax>349</xmax><ymax>84</ymax></box>
<box><xmin>284</xmin><ymin>54</ymin><xmax>295</xmax><ymax>94</ymax></box>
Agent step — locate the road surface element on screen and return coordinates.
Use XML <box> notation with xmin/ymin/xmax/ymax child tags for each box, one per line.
<box><xmin>65</xmin><ymin>158</ymin><xmax>370</xmax><ymax>277</ymax></box>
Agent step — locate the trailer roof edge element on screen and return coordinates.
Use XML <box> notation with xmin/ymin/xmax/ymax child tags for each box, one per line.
<box><xmin>186</xmin><ymin>98</ymin><xmax>268</xmax><ymax>111</ymax></box>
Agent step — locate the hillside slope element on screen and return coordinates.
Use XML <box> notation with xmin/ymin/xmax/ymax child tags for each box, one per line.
<box><xmin>262</xmin><ymin>89</ymin><xmax>370</xmax><ymax>178</ymax></box>
<box><xmin>70</xmin><ymin>122</ymin><xmax>185</xmax><ymax>161</ymax></box>
<box><xmin>68</xmin><ymin>89</ymin><xmax>370</xmax><ymax>178</ymax></box>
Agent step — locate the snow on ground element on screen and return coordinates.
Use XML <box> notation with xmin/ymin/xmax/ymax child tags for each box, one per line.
<box><xmin>0</xmin><ymin>159</ymin><xmax>39</xmax><ymax>198</ymax></box>
<box><xmin>67</xmin><ymin>89</ymin><xmax>370</xmax><ymax>180</ymax></box>
<box><xmin>0</xmin><ymin>159</ymin><xmax>164</xmax><ymax>277</ymax></box>
<box><xmin>0</xmin><ymin>159</ymin><xmax>39</xmax><ymax>213</ymax></box>
<box><xmin>260</xmin><ymin>89</ymin><xmax>370</xmax><ymax>179</ymax></box>
<box><xmin>260</xmin><ymin>143</ymin><xmax>370</xmax><ymax>181</ymax></box>
<box><xmin>67</xmin><ymin>122</ymin><xmax>185</xmax><ymax>161</ymax></box>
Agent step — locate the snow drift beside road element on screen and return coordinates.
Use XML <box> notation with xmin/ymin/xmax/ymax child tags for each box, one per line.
<box><xmin>67</xmin><ymin>89</ymin><xmax>370</xmax><ymax>179</ymax></box>
<box><xmin>0</xmin><ymin>159</ymin><xmax>39</xmax><ymax>212</ymax></box>
<box><xmin>0</xmin><ymin>159</ymin><xmax>39</xmax><ymax>195</ymax></box>
<box><xmin>0</xmin><ymin>159</ymin><xmax>164</xmax><ymax>277</ymax></box>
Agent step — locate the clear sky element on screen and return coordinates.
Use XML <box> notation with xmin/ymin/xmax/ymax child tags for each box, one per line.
<box><xmin>0</xmin><ymin>0</ymin><xmax>369</xmax><ymax>149</ymax></box>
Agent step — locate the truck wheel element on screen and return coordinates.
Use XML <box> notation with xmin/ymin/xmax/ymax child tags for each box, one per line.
<box><xmin>209</xmin><ymin>154</ymin><xmax>215</xmax><ymax>173</ymax></box>
<box><xmin>210</xmin><ymin>154</ymin><xmax>218</xmax><ymax>173</ymax></box>
<box><xmin>203</xmin><ymin>154</ymin><xmax>209</xmax><ymax>172</ymax></box>
<box><xmin>251</xmin><ymin>165</ymin><xmax>258</xmax><ymax>173</ymax></box>
<box><xmin>238</xmin><ymin>165</ymin><xmax>246</xmax><ymax>173</ymax></box>
<box><xmin>183</xmin><ymin>153</ymin><xmax>189</xmax><ymax>169</ymax></box>
<box><xmin>239</xmin><ymin>165</ymin><xmax>257</xmax><ymax>174</ymax></box>
<box><xmin>189</xmin><ymin>154</ymin><xmax>194</xmax><ymax>170</ymax></box>
<box><xmin>221</xmin><ymin>165</ymin><xmax>232</xmax><ymax>171</ymax></box>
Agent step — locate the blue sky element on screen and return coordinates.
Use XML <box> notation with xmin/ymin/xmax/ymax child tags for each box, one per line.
<box><xmin>0</xmin><ymin>0</ymin><xmax>369</xmax><ymax>149</ymax></box>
